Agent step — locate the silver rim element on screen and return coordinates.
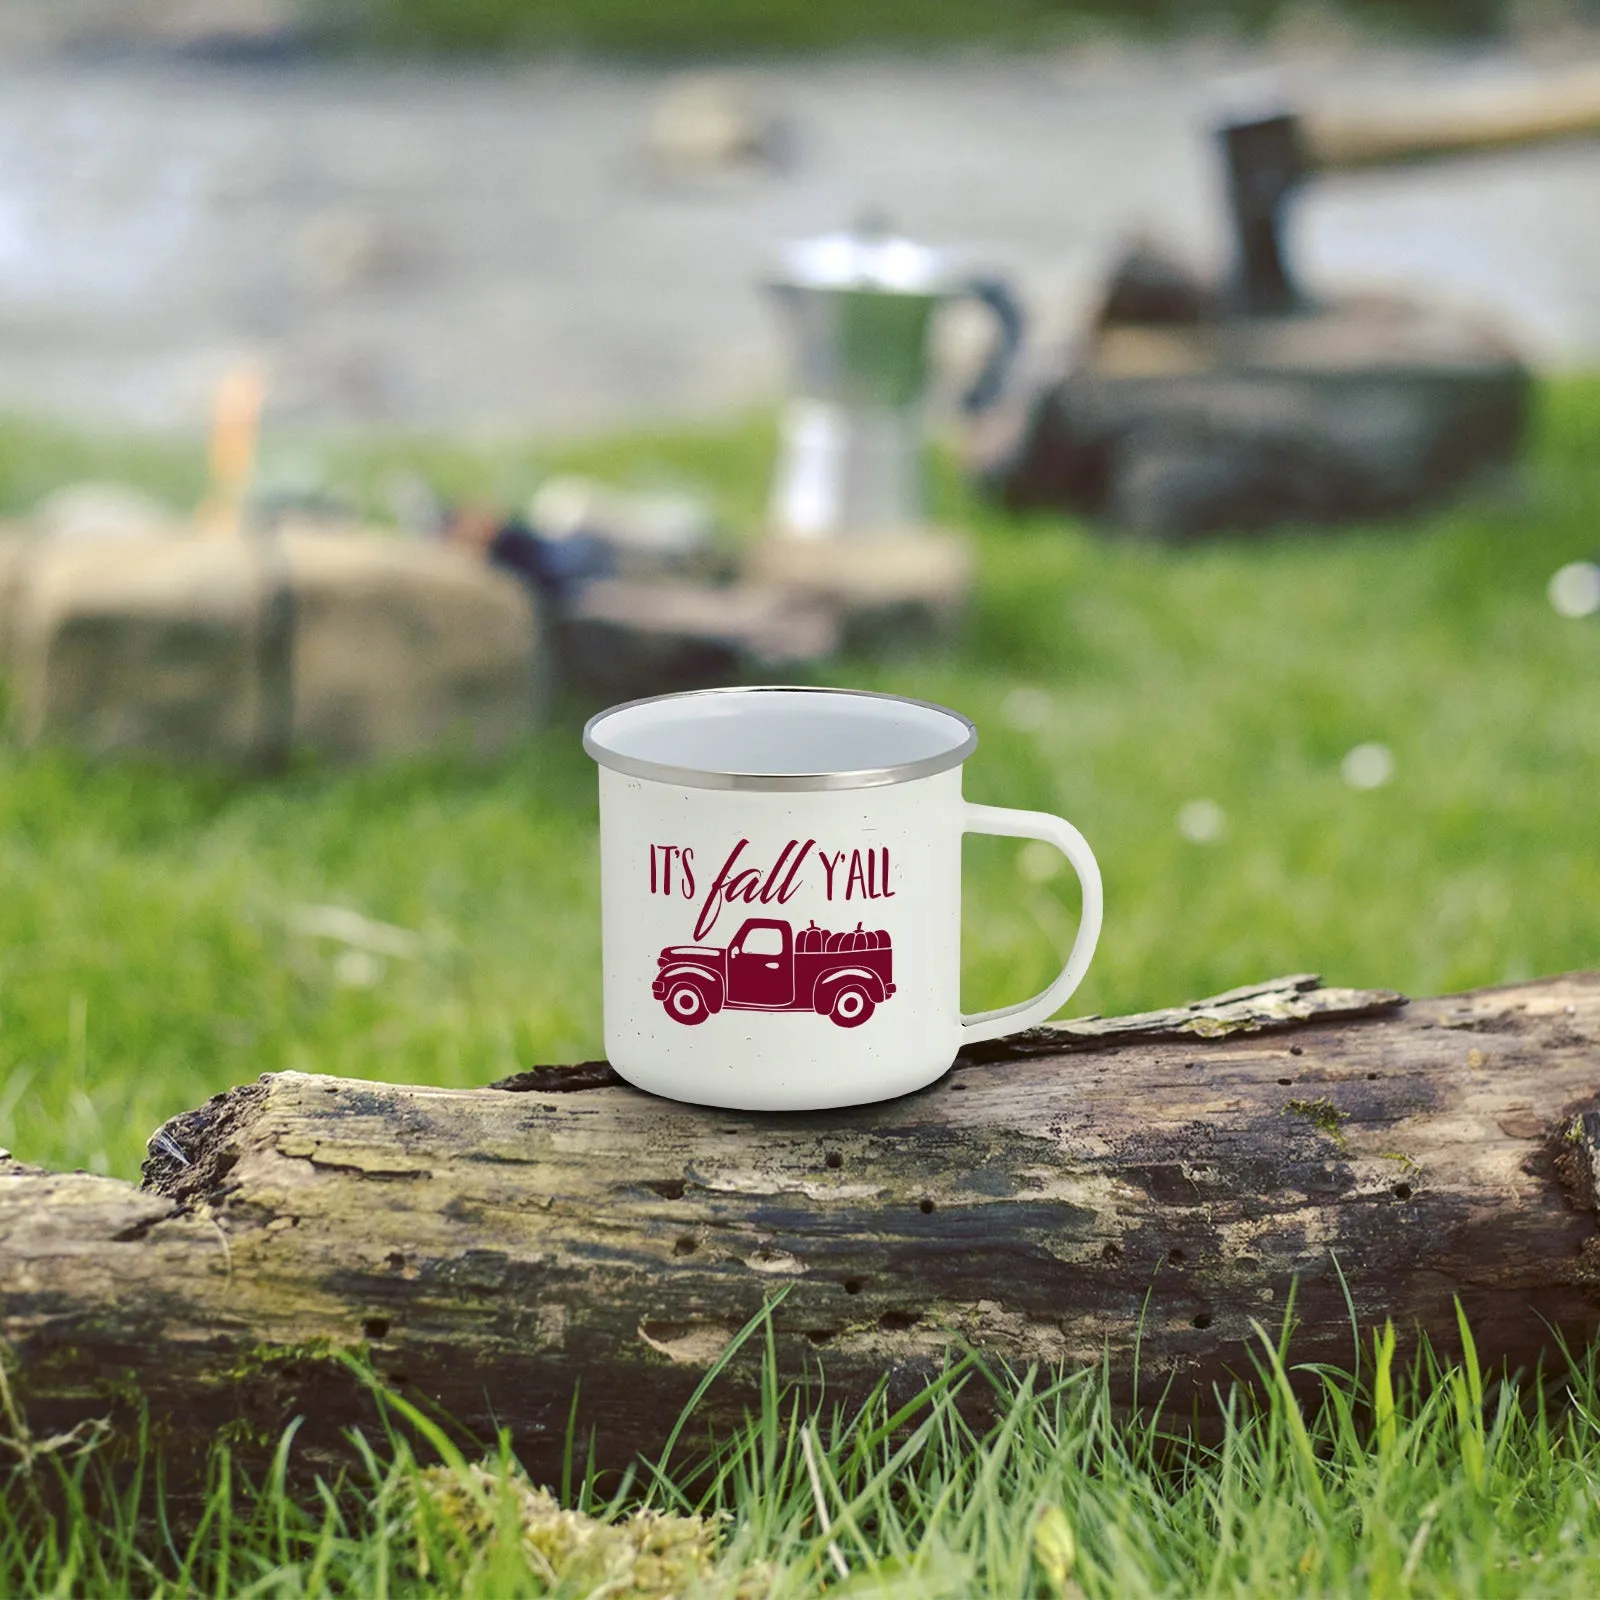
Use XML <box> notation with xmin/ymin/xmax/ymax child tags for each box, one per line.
<box><xmin>583</xmin><ymin>685</ymin><xmax>977</xmax><ymax>793</ymax></box>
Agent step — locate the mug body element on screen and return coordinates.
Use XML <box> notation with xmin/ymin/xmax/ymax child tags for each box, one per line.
<box><xmin>587</xmin><ymin>689</ymin><xmax>975</xmax><ymax>1111</ymax></box>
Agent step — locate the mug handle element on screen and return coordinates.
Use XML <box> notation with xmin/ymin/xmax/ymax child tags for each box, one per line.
<box><xmin>960</xmin><ymin>803</ymin><xmax>1103</xmax><ymax>1046</ymax></box>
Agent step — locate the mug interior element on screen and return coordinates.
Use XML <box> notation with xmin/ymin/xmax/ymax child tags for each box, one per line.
<box><xmin>584</xmin><ymin>686</ymin><xmax>976</xmax><ymax>790</ymax></box>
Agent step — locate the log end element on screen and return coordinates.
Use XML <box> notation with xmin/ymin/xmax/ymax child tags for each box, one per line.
<box><xmin>142</xmin><ymin>1080</ymin><xmax>269</xmax><ymax>1202</ymax></box>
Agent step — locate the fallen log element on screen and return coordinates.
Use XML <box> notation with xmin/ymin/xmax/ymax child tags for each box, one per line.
<box><xmin>2</xmin><ymin>973</ymin><xmax>1598</xmax><ymax>1483</ymax></box>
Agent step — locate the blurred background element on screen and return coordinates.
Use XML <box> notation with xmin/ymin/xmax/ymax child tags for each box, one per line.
<box><xmin>0</xmin><ymin>0</ymin><xmax>1598</xmax><ymax>1180</ymax></box>
<box><xmin>5</xmin><ymin>1</ymin><xmax>1600</xmax><ymax>430</ymax></box>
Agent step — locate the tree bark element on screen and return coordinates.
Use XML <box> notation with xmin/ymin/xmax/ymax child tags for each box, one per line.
<box><xmin>2</xmin><ymin>973</ymin><xmax>1598</xmax><ymax>1483</ymax></box>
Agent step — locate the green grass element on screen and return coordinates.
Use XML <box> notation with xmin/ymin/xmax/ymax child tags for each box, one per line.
<box><xmin>0</xmin><ymin>385</ymin><xmax>1598</xmax><ymax>1592</ymax></box>
<box><xmin>6</xmin><ymin>1312</ymin><xmax>1600</xmax><ymax>1596</ymax></box>
<box><xmin>2</xmin><ymin>393</ymin><xmax>1597</xmax><ymax>1179</ymax></box>
<box><xmin>321</xmin><ymin>0</ymin><xmax>1503</xmax><ymax>57</ymax></box>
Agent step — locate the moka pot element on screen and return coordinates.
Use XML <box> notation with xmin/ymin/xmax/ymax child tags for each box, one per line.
<box><xmin>766</xmin><ymin>227</ymin><xmax>1024</xmax><ymax>541</ymax></box>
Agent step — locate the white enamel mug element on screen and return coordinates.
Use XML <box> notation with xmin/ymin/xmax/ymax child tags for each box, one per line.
<box><xmin>583</xmin><ymin>686</ymin><xmax>1102</xmax><ymax>1111</ymax></box>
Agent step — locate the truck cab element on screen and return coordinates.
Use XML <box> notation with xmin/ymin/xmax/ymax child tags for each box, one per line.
<box><xmin>727</xmin><ymin>918</ymin><xmax>794</xmax><ymax>1007</ymax></box>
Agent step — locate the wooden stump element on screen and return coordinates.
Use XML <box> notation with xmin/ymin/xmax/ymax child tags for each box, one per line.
<box><xmin>1</xmin><ymin>973</ymin><xmax>1597</xmax><ymax>1484</ymax></box>
<box><xmin>2</xmin><ymin>531</ymin><xmax>544</xmax><ymax>765</ymax></box>
<box><xmin>984</xmin><ymin>300</ymin><xmax>1531</xmax><ymax>537</ymax></box>
<box><xmin>747</xmin><ymin>530</ymin><xmax>974</xmax><ymax>653</ymax></box>
<box><xmin>558</xmin><ymin>577</ymin><xmax>838</xmax><ymax>698</ymax></box>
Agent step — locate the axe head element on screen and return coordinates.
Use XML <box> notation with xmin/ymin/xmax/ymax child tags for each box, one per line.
<box><xmin>1219</xmin><ymin>110</ymin><xmax>1308</xmax><ymax>317</ymax></box>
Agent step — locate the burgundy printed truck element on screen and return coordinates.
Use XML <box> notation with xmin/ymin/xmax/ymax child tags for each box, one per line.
<box><xmin>652</xmin><ymin>916</ymin><xmax>895</xmax><ymax>1029</ymax></box>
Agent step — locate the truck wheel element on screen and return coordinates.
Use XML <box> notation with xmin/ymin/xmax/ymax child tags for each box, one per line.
<box><xmin>828</xmin><ymin>984</ymin><xmax>875</xmax><ymax>1029</ymax></box>
<box><xmin>663</xmin><ymin>981</ymin><xmax>711</xmax><ymax>1026</ymax></box>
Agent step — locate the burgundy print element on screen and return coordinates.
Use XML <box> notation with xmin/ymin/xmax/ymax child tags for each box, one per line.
<box><xmin>652</xmin><ymin>917</ymin><xmax>895</xmax><ymax>1029</ymax></box>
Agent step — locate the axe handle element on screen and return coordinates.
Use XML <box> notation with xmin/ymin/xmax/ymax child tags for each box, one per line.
<box><xmin>1302</xmin><ymin>63</ymin><xmax>1600</xmax><ymax>171</ymax></box>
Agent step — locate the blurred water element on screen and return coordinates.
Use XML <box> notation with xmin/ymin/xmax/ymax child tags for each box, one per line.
<box><xmin>0</xmin><ymin>46</ymin><xmax>1598</xmax><ymax>434</ymax></box>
